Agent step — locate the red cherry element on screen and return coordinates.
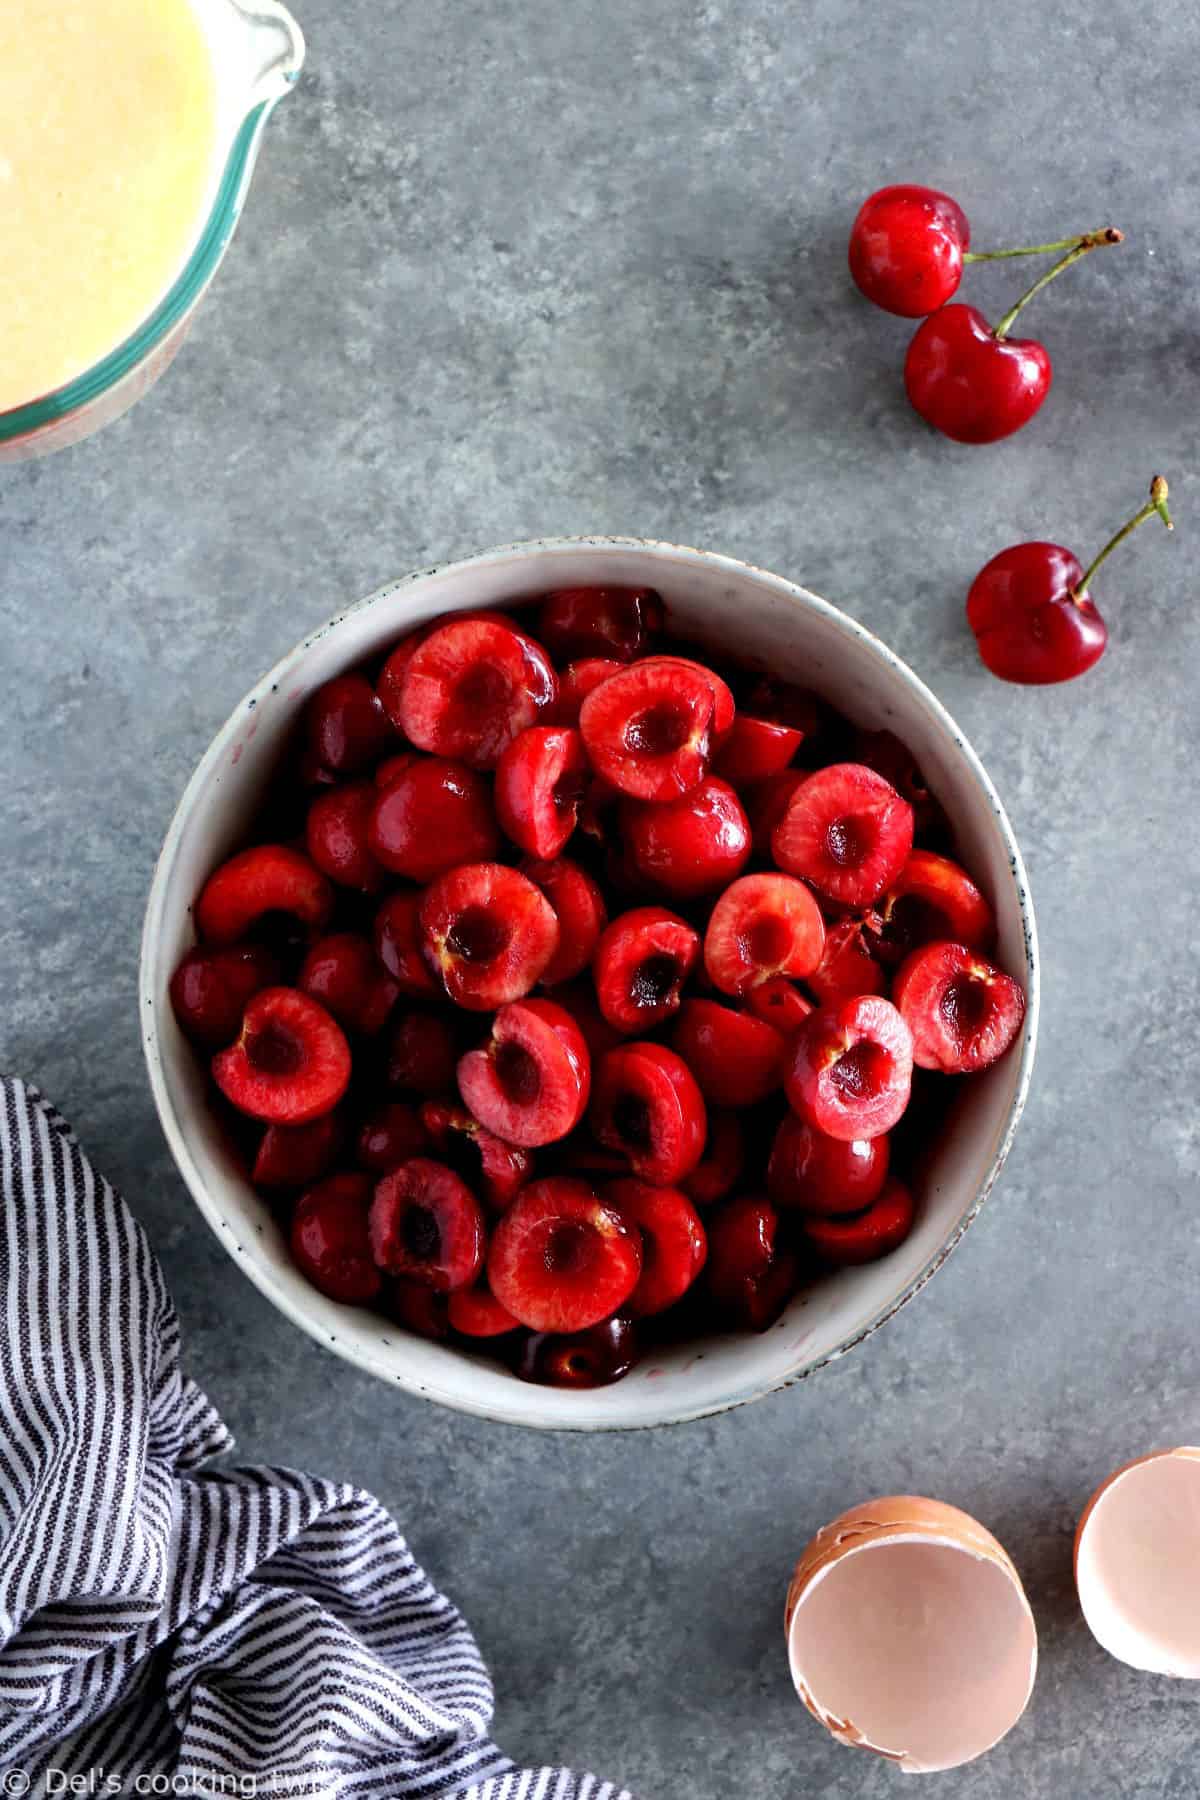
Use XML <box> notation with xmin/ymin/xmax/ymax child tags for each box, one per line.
<box><xmin>848</xmin><ymin>185</ymin><xmax>970</xmax><ymax>317</ymax></box>
<box><xmin>170</xmin><ymin>943</ymin><xmax>279</xmax><ymax>1048</ymax></box>
<box><xmin>807</xmin><ymin>917</ymin><xmax>887</xmax><ymax>1007</ymax></box>
<box><xmin>448</xmin><ymin>1282</ymin><xmax>520</xmax><ymax>1338</ymax></box>
<box><xmin>592</xmin><ymin>905</ymin><xmax>700</xmax><ymax>1033</ymax></box>
<box><xmin>681</xmin><ymin>1110</ymin><xmax>744</xmax><ymax>1207</ymax></box>
<box><xmin>373</xmin><ymin>891</ymin><xmax>440</xmax><ymax>998</ymax></box>
<box><xmin>419</xmin><ymin>1100</ymin><xmax>533</xmax><ymax>1212</ymax></box>
<box><xmin>516</xmin><ymin>1314</ymin><xmax>639</xmax><ymax>1387</ymax></box>
<box><xmin>395</xmin><ymin>617</ymin><xmax>557</xmax><ymax>767</ymax></box>
<box><xmin>386</xmin><ymin>1280</ymin><xmax>450</xmax><ymax>1340</ymax></box>
<box><xmin>212</xmin><ymin>987</ymin><xmax>352</xmax><ymax>1125</ymax></box>
<box><xmin>546</xmin><ymin>658</ymin><xmax>625</xmax><ymax>726</ymax></box>
<box><xmin>419</xmin><ymin>863</ymin><xmax>560</xmax><ymax>1010</ymax></box>
<box><xmin>905</xmin><ymin>229</ymin><xmax>1122</xmax><ymax>444</ymax></box>
<box><xmin>290</xmin><ymin>1174</ymin><xmax>381</xmax><ymax>1304</ymax></box>
<box><xmin>802</xmin><ymin>1177</ymin><xmax>916</xmax><ymax>1266</ymax></box>
<box><xmin>706</xmin><ymin>1195</ymin><xmax>798</xmax><ymax>1330</ymax></box>
<box><xmin>671</xmin><ymin>999</ymin><xmax>786</xmax><ymax>1108</ymax></box>
<box><xmin>355</xmin><ymin>1101</ymin><xmax>430</xmax><ymax>1173</ymax></box>
<box><xmin>368</xmin><ymin>757</ymin><xmax>499</xmax><ymax>881</ymax></box>
<box><xmin>299</xmin><ymin>932</ymin><xmax>399</xmax><ymax>1035</ymax></box>
<box><xmin>772</xmin><ymin>763</ymin><xmax>913</xmax><ymax>908</ymax></box>
<box><xmin>703</xmin><ymin>872</ymin><xmax>825</xmax><ymax>995</ymax></box>
<box><xmin>605</xmin><ymin>1179</ymin><xmax>707</xmax><ymax>1317</ymax></box>
<box><xmin>621</xmin><ymin>776</ymin><xmax>751</xmax><ymax>901</ymax></box>
<box><xmin>307</xmin><ymin>782</ymin><xmax>387</xmax><ymax>892</ymax></box>
<box><xmin>892</xmin><ymin>940</ymin><xmax>1026</xmax><ymax>1074</ymax></box>
<box><xmin>195</xmin><ymin>844</ymin><xmax>333</xmax><ymax>946</ymax></box>
<box><xmin>712</xmin><ymin>713</ymin><xmax>804</xmax><ymax>788</ymax></box>
<box><xmin>457</xmin><ymin>997</ymin><xmax>591</xmax><ymax>1147</ymax></box>
<box><xmin>519</xmin><ymin>856</ymin><xmax>608</xmax><ymax>987</ymax></box>
<box><xmin>488</xmin><ymin>1178</ymin><xmax>642</xmax><ymax>1333</ymax></box>
<box><xmin>767</xmin><ymin>1114</ymin><xmax>889</xmax><ymax>1217</ymax></box>
<box><xmin>253</xmin><ymin>1111</ymin><xmax>343</xmax><ymax>1190</ymax></box>
<box><xmin>590</xmin><ymin>1041</ymin><xmax>707</xmax><ymax>1184</ymax></box>
<box><xmin>966</xmin><ymin>476</ymin><xmax>1173</xmax><ymax>684</ymax></box>
<box><xmin>744</xmin><ymin>975</ymin><xmax>815</xmax><ymax>1036</ymax></box>
<box><xmin>578</xmin><ymin>657</ymin><xmax>720</xmax><ymax>802</ymax></box>
<box><xmin>386</xmin><ymin>1008</ymin><xmax>459</xmax><ymax>1096</ymax></box>
<box><xmin>495</xmin><ymin>726</ymin><xmax>589</xmax><ymax>859</ymax></box>
<box><xmin>368</xmin><ymin>1157</ymin><xmax>486</xmax><ymax>1291</ymax></box>
<box><xmin>785</xmin><ymin>996</ymin><xmax>913</xmax><ymax>1141</ymax></box>
<box><xmin>305</xmin><ymin>673</ymin><xmax>395</xmax><ymax>775</ymax></box>
<box><xmin>867</xmin><ymin>850</ymin><xmax>995</xmax><ymax>962</ymax></box>
<box><xmin>537</xmin><ymin>586</ymin><xmax>663</xmax><ymax>662</ymax></box>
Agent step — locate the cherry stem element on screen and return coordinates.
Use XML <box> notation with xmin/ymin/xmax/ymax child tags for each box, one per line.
<box><xmin>1071</xmin><ymin>477</ymin><xmax>1173</xmax><ymax>599</ymax></box>
<box><xmin>992</xmin><ymin>228</ymin><xmax>1123</xmax><ymax>340</ymax></box>
<box><xmin>963</xmin><ymin>236</ymin><xmax>1102</xmax><ymax>263</ymax></box>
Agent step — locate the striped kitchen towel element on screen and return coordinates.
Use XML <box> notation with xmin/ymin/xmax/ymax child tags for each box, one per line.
<box><xmin>0</xmin><ymin>1077</ymin><xmax>635</xmax><ymax>1800</ymax></box>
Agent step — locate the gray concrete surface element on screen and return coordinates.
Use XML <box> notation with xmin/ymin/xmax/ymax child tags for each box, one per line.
<box><xmin>3</xmin><ymin>0</ymin><xmax>1198</xmax><ymax>1792</ymax></box>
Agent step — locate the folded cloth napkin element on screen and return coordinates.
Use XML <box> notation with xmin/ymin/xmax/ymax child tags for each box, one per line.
<box><xmin>0</xmin><ymin>1078</ymin><xmax>635</xmax><ymax>1800</ymax></box>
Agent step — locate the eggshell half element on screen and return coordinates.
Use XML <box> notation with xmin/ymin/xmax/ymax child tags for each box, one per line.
<box><xmin>785</xmin><ymin>1495</ymin><xmax>1037</xmax><ymax>1774</ymax></box>
<box><xmin>1075</xmin><ymin>1446</ymin><xmax>1200</xmax><ymax>1676</ymax></box>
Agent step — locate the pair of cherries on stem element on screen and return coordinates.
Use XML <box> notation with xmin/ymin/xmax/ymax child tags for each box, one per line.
<box><xmin>849</xmin><ymin>184</ymin><xmax>1123</xmax><ymax>443</ymax></box>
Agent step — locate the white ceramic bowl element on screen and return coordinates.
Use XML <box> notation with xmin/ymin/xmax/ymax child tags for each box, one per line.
<box><xmin>141</xmin><ymin>537</ymin><xmax>1038</xmax><ymax>1429</ymax></box>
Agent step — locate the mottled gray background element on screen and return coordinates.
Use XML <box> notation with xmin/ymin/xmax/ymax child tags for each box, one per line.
<box><xmin>3</xmin><ymin>0</ymin><xmax>1198</xmax><ymax>1792</ymax></box>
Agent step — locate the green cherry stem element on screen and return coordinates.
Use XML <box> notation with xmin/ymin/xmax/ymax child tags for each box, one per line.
<box><xmin>963</xmin><ymin>235</ymin><xmax>1105</xmax><ymax>263</ymax></box>
<box><xmin>992</xmin><ymin>227</ymin><xmax>1123</xmax><ymax>341</ymax></box>
<box><xmin>1071</xmin><ymin>477</ymin><xmax>1173</xmax><ymax>600</ymax></box>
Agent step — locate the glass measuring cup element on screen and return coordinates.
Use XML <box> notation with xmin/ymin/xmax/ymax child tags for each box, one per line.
<box><xmin>0</xmin><ymin>0</ymin><xmax>304</xmax><ymax>463</ymax></box>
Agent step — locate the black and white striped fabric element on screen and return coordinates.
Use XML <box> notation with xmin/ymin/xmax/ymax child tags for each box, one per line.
<box><xmin>0</xmin><ymin>1078</ymin><xmax>635</xmax><ymax>1800</ymax></box>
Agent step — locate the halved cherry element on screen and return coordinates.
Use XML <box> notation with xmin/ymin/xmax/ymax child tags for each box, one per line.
<box><xmin>772</xmin><ymin>762</ymin><xmax>914</xmax><ymax>907</ymax></box>
<box><xmin>516</xmin><ymin>1315</ymin><xmax>639</xmax><ymax>1387</ymax></box>
<box><xmin>620</xmin><ymin>776</ymin><xmax>751</xmax><ymax>901</ymax></box>
<box><xmin>368</xmin><ymin>757</ymin><xmax>499</xmax><ymax>881</ymax></box>
<box><xmin>892</xmin><ymin>940</ymin><xmax>1026</xmax><ymax>1073</ymax></box>
<box><xmin>671</xmin><ymin>999</ymin><xmax>785</xmax><ymax>1107</ymax></box>
<box><xmin>457</xmin><ymin>997</ymin><xmax>591</xmax><ymax>1147</ymax></box>
<box><xmin>420</xmin><ymin>1100</ymin><xmax>533</xmax><ymax>1212</ymax></box>
<box><xmin>368</xmin><ymin>1157</ymin><xmax>485</xmax><ymax>1290</ymax></box>
<box><xmin>590</xmin><ymin>1041</ymin><xmax>707</xmax><ymax>1184</ymax></box>
<box><xmin>605</xmin><ymin>1178</ymin><xmax>707</xmax><ymax>1317</ymax></box>
<box><xmin>212</xmin><ymin>987</ymin><xmax>351</xmax><ymax>1124</ymax></box>
<box><xmin>802</xmin><ymin>1177</ymin><xmax>915</xmax><ymax>1266</ymax></box>
<box><xmin>593</xmin><ymin>906</ymin><xmax>700</xmax><ymax>1033</ymax></box>
<box><xmin>638</xmin><ymin>656</ymin><xmax>735</xmax><ymax>737</ymax></box>
<box><xmin>306</xmin><ymin>782</ymin><xmax>387</xmax><ymax>891</ymax></box>
<box><xmin>386</xmin><ymin>1008</ymin><xmax>458</xmax><ymax>1096</ymax></box>
<box><xmin>545</xmin><ymin>978</ymin><xmax>623</xmax><ymax>1064</ymax></box>
<box><xmin>305</xmin><ymin>673</ymin><xmax>396</xmax><ymax>775</ymax></box>
<box><xmin>785</xmin><ymin>995</ymin><xmax>913</xmax><ymax>1140</ymax></box>
<box><xmin>373</xmin><ymin>890</ymin><xmax>440</xmax><ymax>997</ymax></box>
<box><xmin>767</xmin><ymin>1114</ymin><xmax>890</xmax><ymax>1216</ymax></box>
<box><xmin>682</xmin><ymin>1110</ymin><xmax>745</xmax><ymax>1207</ymax></box>
<box><xmin>447</xmin><ymin>1281</ymin><xmax>520</xmax><ymax>1337</ymax></box>
<box><xmin>537</xmin><ymin>585</ymin><xmax>664</xmax><ymax>662</ymax></box>
<box><xmin>299</xmin><ymin>932</ymin><xmax>399</xmax><ymax>1035</ymax></box>
<box><xmin>546</xmin><ymin>657</ymin><xmax>624</xmax><ymax>726</ymax></box>
<box><xmin>866</xmin><ymin>850</ymin><xmax>995</xmax><ymax>963</ymax></box>
<box><xmin>253</xmin><ymin>1110</ymin><xmax>343</xmax><ymax>1190</ymax></box>
<box><xmin>806</xmin><ymin>917</ymin><xmax>887</xmax><ymax>1006</ymax></box>
<box><xmin>495</xmin><ymin>726</ymin><xmax>588</xmax><ymax>858</ymax></box>
<box><xmin>713</xmin><ymin>714</ymin><xmax>804</xmax><ymax>787</ymax></box>
<box><xmin>745</xmin><ymin>768</ymin><xmax>807</xmax><ymax>855</ymax></box>
<box><xmin>578</xmin><ymin>658</ymin><xmax>718</xmax><ymax>801</ymax></box>
<box><xmin>704</xmin><ymin>873</ymin><xmax>825</xmax><ymax>995</ymax></box>
<box><xmin>170</xmin><ymin>943</ymin><xmax>279</xmax><ymax>1048</ymax></box>
<box><xmin>706</xmin><ymin>1195</ymin><xmax>798</xmax><ymax>1330</ymax></box>
<box><xmin>394</xmin><ymin>617</ymin><xmax>557</xmax><ymax>767</ymax></box>
<box><xmin>518</xmin><ymin>856</ymin><xmax>608</xmax><ymax>986</ymax></box>
<box><xmin>376</xmin><ymin>630</ymin><xmax>424</xmax><ymax>728</ymax></box>
<box><xmin>852</xmin><ymin>727</ymin><xmax>945</xmax><ymax>844</ymax></box>
<box><xmin>488</xmin><ymin>1177</ymin><xmax>642</xmax><ymax>1332</ymax></box>
<box><xmin>195</xmin><ymin>844</ymin><xmax>334</xmax><ymax>946</ymax></box>
<box><xmin>355</xmin><ymin>1101</ymin><xmax>430</xmax><ymax>1172</ymax></box>
<box><xmin>744</xmin><ymin>975</ymin><xmax>815</xmax><ymax>1035</ymax></box>
<box><xmin>420</xmin><ymin>863</ymin><xmax>559</xmax><ymax>1010</ymax></box>
<box><xmin>290</xmin><ymin>1174</ymin><xmax>381</xmax><ymax>1304</ymax></box>
<box><xmin>742</xmin><ymin>677</ymin><xmax>824</xmax><ymax>738</ymax></box>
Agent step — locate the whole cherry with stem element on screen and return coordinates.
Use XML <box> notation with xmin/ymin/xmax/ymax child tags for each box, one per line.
<box><xmin>967</xmin><ymin>476</ymin><xmax>1174</xmax><ymax>684</ymax></box>
<box><xmin>904</xmin><ymin>227</ymin><xmax>1123</xmax><ymax>443</ymax></box>
<box><xmin>848</xmin><ymin>183</ymin><xmax>1118</xmax><ymax>319</ymax></box>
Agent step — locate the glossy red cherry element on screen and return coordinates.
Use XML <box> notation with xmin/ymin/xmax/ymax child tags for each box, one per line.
<box><xmin>546</xmin><ymin>658</ymin><xmax>624</xmax><ymax>726</ymax></box>
<box><xmin>212</xmin><ymin>987</ymin><xmax>352</xmax><ymax>1125</ymax></box>
<box><xmin>537</xmin><ymin>586</ymin><xmax>663</xmax><ymax>662</ymax></box>
<box><xmin>518</xmin><ymin>856</ymin><xmax>608</xmax><ymax>986</ymax></box>
<box><xmin>806</xmin><ymin>917</ymin><xmax>887</xmax><ymax>1007</ymax></box>
<box><xmin>253</xmin><ymin>1111</ymin><xmax>343</xmax><ymax>1190</ymax></box>
<box><xmin>621</xmin><ymin>776</ymin><xmax>751</xmax><ymax>901</ymax></box>
<box><xmin>767</xmin><ymin>1114</ymin><xmax>889</xmax><ymax>1217</ymax></box>
<box><xmin>848</xmin><ymin>185</ymin><xmax>970</xmax><ymax>317</ymax></box>
<box><xmin>447</xmin><ymin>1282</ymin><xmax>520</xmax><ymax>1338</ymax></box>
<box><xmin>592</xmin><ymin>905</ymin><xmax>700</xmax><ymax>1033</ymax></box>
<box><xmin>516</xmin><ymin>1314</ymin><xmax>639</xmax><ymax>1387</ymax></box>
<box><xmin>419</xmin><ymin>863</ymin><xmax>559</xmax><ymax>1010</ymax></box>
<box><xmin>892</xmin><ymin>940</ymin><xmax>1026</xmax><ymax>1073</ymax></box>
<box><xmin>605</xmin><ymin>1179</ymin><xmax>707</xmax><ymax>1317</ymax></box>
<box><xmin>966</xmin><ymin>477</ymin><xmax>1173</xmax><ymax>684</ymax></box>
<box><xmin>306</xmin><ymin>781</ymin><xmax>387</xmax><ymax>891</ymax></box>
<box><xmin>802</xmin><ymin>1177</ymin><xmax>916</xmax><ymax>1266</ymax></box>
<box><xmin>579</xmin><ymin>657</ymin><xmax>732</xmax><ymax>801</ymax></box>
<box><xmin>368</xmin><ymin>1157</ymin><xmax>486</xmax><ymax>1291</ymax></box>
<box><xmin>703</xmin><ymin>873</ymin><xmax>825</xmax><ymax>996</ymax></box>
<box><xmin>419</xmin><ymin>1100</ymin><xmax>533</xmax><ymax>1212</ymax></box>
<box><xmin>772</xmin><ymin>763</ymin><xmax>913</xmax><ymax>908</ymax></box>
<box><xmin>681</xmin><ymin>1110</ymin><xmax>744</xmax><ymax>1207</ymax></box>
<box><xmin>195</xmin><ymin>844</ymin><xmax>333</xmax><ymax>946</ymax></box>
<box><xmin>457</xmin><ymin>997</ymin><xmax>591</xmax><ymax>1147</ymax></box>
<box><xmin>744</xmin><ymin>975</ymin><xmax>815</xmax><ymax>1036</ymax></box>
<box><xmin>495</xmin><ymin>726</ymin><xmax>588</xmax><ymax>859</ymax></box>
<box><xmin>299</xmin><ymin>932</ymin><xmax>399</xmax><ymax>1035</ymax></box>
<box><xmin>368</xmin><ymin>757</ymin><xmax>499</xmax><ymax>881</ymax></box>
<box><xmin>671</xmin><ymin>999</ymin><xmax>786</xmax><ymax>1108</ymax></box>
<box><xmin>373</xmin><ymin>890</ymin><xmax>440</xmax><ymax>998</ymax></box>
<box><xmin>393</xmin><ymin>616</ymin><xmax>557</xmax><ymax>766</ymax></box>
<box><xmin>305</xmin><ymin>673</ymin><xmax>395</xmax><ymax>775</ymax></box>
<box><xmin>712</xmin><ymin>713</ymin><xmax>803</xmax><ymax>787</ymax></box>
<box><xmin>488</xmin><ymin>1178</ymin><xmax>642</xmax><ymax>1333</ymax></box>
<box><xmin>785</xmin><ymin>995</ymin><xmax>913</xmax><ymax>1141</ymax></box>
<box><xmin>590</xmin><ymin>1041</ymin><xmax>707</xmax><ymax>1184</ymax></box>
<box><xmin>170</xmin><ymin>943</ymin><xmax>279</xmax><ymax>1048</ymax></box>
<box><xmin>866</xmin><ymin>850</ymin><xmax>995</xmax><ymax>962</ymax></box>
<box><xmin>905</xmin><ymin>229</ymin><xmax>1122</xmax><ymax>443</ymax></box>
<box><xmin>290</xmin><ymin>1174</ymin><xmax>381</xmax><ymax>1304</ymax></box>
<box><xmin>706</xmin><ymin>1195</ymin><xmax>798</xmax><ymax>1330</ymax></box>
<box><xmin>355</xmin><ymin>1101</ymin><xmax>430</xmax><ymax>1173</ymax></box>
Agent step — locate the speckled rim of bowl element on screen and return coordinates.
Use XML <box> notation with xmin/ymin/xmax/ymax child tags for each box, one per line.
<box><xmin>140</xmin><ymin>535</ymin><xmax>1039</xmax><ymax>1429</ymax></box>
